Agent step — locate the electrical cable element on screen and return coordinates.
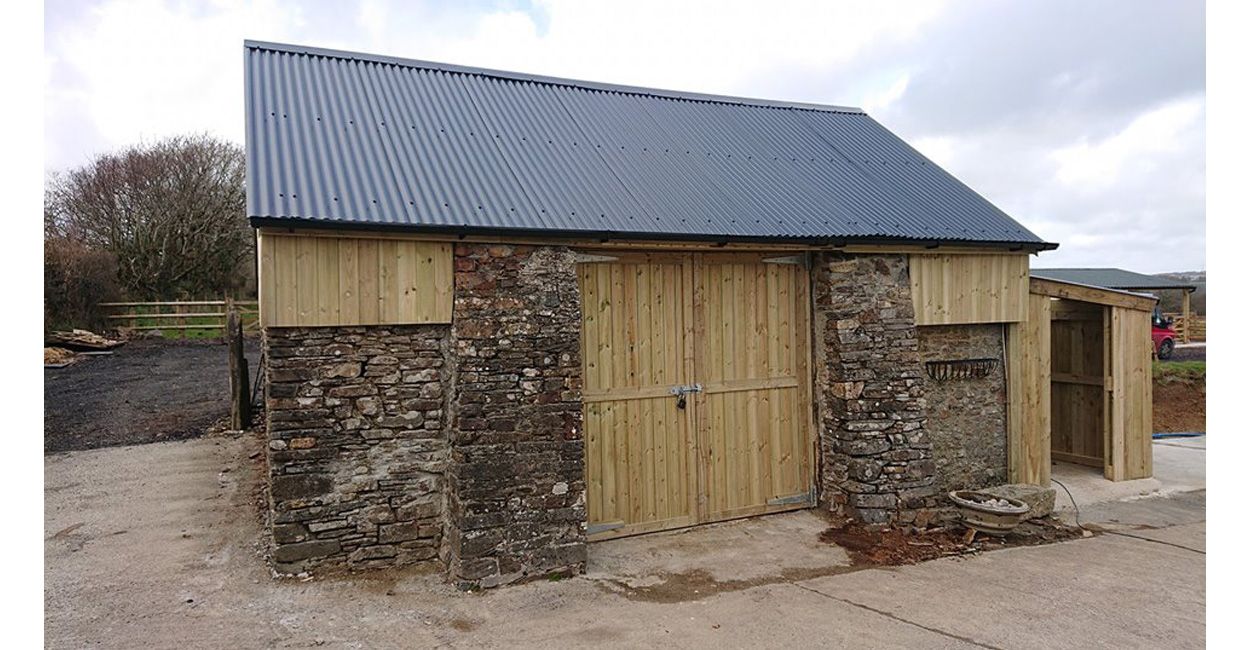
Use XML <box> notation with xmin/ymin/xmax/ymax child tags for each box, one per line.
<box><xmin>1050</xmin><ymin>476</ymin><xmax>1084</xmax><ymax>530</ymax></box>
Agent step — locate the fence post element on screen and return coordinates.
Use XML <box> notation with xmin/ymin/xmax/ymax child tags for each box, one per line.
<box><xmin>1181</xmin><ymin>290</ymin><xmax>1191</xmax><ymax>344</ymax></box>
<box><xmin>227</xmin><ymin>300</ymin><xmax>252</xmax><ymax>430</ymax></box>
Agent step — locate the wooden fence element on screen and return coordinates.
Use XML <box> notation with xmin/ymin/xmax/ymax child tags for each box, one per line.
<box><xmin>1164</xmin><ymin>313</ymin><xmax>1206</xmax><ymax>342</ymax></box>
<box><xmin>100</xmin><ymin>300</ymin><xmax>260</xmax><ymax>338</ymax></box>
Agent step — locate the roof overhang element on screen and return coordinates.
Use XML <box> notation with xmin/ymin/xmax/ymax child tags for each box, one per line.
<box><xmin>249</xmin><ymin>216</ymin><xmax>1060</xmax><ymax>253</ymax></box>
<box><xmin>1029</xmin><ymin>277</ymin><xmax>1158</xmax><ymax>312</ymax></box>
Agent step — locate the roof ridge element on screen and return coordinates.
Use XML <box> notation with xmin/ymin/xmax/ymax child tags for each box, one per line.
<box><xmin>244</xmin><ymin>40</ymin><xmax>866</xmax><ymax>115</ymax></box>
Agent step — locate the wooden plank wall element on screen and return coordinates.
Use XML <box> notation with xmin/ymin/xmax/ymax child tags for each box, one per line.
<box><xmin>580</xmin><ymin>256</ymin><xmax>698</xmax><ymax>538</ymax></box>
<box><xmin>1108</xmin><ymin>306</ymin><xmax>1153</xmax><ymax>480</ymax></box>
<box><xmin>578</xmin><ymin>252</ymin><xmax>813</xmax><ymax>540</ymax></box>
<box><xmin>697</xmin><ymin>256</ymin><xmax>812</xmax><ymax>522</ymax></box>
<box><xmin>1006</xmin><ymin>292</ymin><xmax>1051</xmax><ymax>485</ymax></box>
<box><xmin>909</xmin><ymin>253</ymin><xmax>1029</xmax><ymax>325</ymax></box>
<box><xmin>258</xmin><ymin>231</ymin><xmax>452</xmax><ymax>327</ymax></box>
<box><xmin>1049</xmin><ymin>308</ymin><xmax>1106</xmax><ymax>468</ymax></box>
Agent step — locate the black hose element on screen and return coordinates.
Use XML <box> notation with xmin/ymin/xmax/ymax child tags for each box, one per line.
<box><xmin>1051</xmin><ymin>477</ymin><xmax>1084</xmax><ymax>530</ymax></box>
<box><xmin>250</xmin><ymin>352</ymin><xmax>265</xmax><ymax>410</ymax></box>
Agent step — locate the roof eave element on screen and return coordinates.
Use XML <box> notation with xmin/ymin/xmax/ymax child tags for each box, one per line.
<box><xmin>248</xmin><ymin>216</ymin><xmax>1057</xmax><ymax>253</ymax></box>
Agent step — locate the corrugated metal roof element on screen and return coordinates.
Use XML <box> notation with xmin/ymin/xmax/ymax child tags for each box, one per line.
<box><xmin>245</xmin><ymin>41</ymin><xmax>1053</xmax><ymax>249</ymax></box>
<box><xmin>1031</xmin><ymin>268</ymin><xmax>1197</xmax><ymax>291</ymax></box>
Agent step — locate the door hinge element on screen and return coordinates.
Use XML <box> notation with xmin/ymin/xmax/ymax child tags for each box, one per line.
<box><xmin>572</xmin><ymin>252</ymin><xmax>619</xmax><ymax>263</ymax></box>
<box><xmin>767</xmin><ymin>491</ymin><xmax>814</xmax><ymax>506</ymax></box>
<box><xmin>587</xmin><ymin>521</ymin><xmax>625</xmax><ymax>536</ymax></box>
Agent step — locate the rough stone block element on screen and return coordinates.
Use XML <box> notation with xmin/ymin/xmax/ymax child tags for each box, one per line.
<box><xmin>323</xmin><ymin>361</ymin><xmax>362</xmax><ymax>378</ymax></box>
<box><xmin>348</xmin><ymin>545</ymin><xmax>398</xmax><ymax>563</ymax></box>
<box><xmin>272</xmin><ymin>523</ymin><xmax>308</xmax><ymax>544</ymax></box>
<box><xmin>270</xmin><ymin>474</ymin><xmax>331</xmax><ymax>502</ymax></box>
<box><xmin>272</xmin><ymin>540</ymin><xmax>340</xmax><ymax>563</ymax></box>
<box><xmin>378</xmin><ymin>521</ymin><xmax>424</xmax><ymax>543</ymax></box>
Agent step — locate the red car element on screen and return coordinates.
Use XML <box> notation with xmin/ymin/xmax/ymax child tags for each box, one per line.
<box><xmin>1152</xmin><ymin>309</ymin><xmax>1177</xmax><ymax>360</ymax></box>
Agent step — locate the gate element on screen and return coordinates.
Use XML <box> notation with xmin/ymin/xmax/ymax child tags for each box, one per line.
<box><xmin>579</xmin><ymin>252</ymin><xmax>814</xmax><ymax>540</ymax></box>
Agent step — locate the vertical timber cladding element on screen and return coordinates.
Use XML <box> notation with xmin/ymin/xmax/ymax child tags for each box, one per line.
<box><xmin>909</xmin><ymin>253</ymin><xmax>1029</xmax><ymax>325</ymax></box>
<box><xmin>578</xmin><ymin>251</ymin><xmax>815</xmax><ymax>540</ymax></box>
<box><xmin>258</xmin><ymin>229</ymin><xmax>453</xmax><ymax>327</ymax></box>
<box><xmin>1108</xmin><ymin>306</ymin><xmax>1153</xmax><ymax>481</ymax></box>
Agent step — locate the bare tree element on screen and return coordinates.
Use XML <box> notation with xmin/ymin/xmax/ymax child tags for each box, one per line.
<box><xmin>46</xmin><ymin>134</ymin><xmax>251</xmax><ymax>299</ymax></box>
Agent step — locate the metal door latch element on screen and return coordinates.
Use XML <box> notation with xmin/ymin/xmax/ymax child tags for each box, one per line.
<box><xmin>669</xmin><ymin>383</ymin><xmax>703</xmax><ymax>409</ymax></box>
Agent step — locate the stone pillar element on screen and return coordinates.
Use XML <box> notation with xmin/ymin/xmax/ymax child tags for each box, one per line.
<box><xmin>263</xmin><ymin>325</ymin><xmax>450</xmax><ymax>574</ymax></box>
<box><xmin>445</xmin><ymin>244</ymin><xmax>586</xmax><ymax>589</ymax></box>
<box><xmin>813</xmin><ymin>252</ymin><xmax>938</xmax><ymax>526</ymax></box>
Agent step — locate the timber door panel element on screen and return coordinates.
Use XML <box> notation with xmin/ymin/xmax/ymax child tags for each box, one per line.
<box><xmin>581</xmin><ymin>255</ymin><xmax>698</xmax><ymax>539</ymax></box>
<box><xmin>580</xmin><ymin>252</ymin><xmax>814</xmax><ymax>541</ymax></box>
<box><xmin>697</xmin><ymin>255</ymin><xmax>813</xmax><ymax>521</ymax></box>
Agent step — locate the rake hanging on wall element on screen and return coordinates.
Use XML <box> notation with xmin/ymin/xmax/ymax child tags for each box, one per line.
<box><xmin>925</xmin><ymin>358</ymin><xmax>999</xmax><ymax>381</ymax></box>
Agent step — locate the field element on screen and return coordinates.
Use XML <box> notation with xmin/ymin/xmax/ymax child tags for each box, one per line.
<box><xmin>101</xmin><ymin>301</ymin><xmax>260</xmax><ymax>341</ymax></box>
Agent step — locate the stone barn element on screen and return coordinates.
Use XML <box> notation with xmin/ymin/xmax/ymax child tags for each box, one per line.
<box><xmin>244</xmin><ymin>41</ymin><xmax>1154</xmax><ymax>589</ymax></box>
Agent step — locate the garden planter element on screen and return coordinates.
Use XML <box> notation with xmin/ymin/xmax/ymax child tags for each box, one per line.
<box><xmin>948</xmin><ymin>491</ymin><xmax>1031</xmax><ymax>536</ymax></box>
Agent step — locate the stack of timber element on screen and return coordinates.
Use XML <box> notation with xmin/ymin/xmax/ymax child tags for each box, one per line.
<box><xmin>44</xmin><ymin>329</ymin><xmax>125</xmax><ymax>352</ymax></box>
<box><xmin>44</xmin><ymin>347</ymin><xmax>78</xmax><ymax>368</ymax></box>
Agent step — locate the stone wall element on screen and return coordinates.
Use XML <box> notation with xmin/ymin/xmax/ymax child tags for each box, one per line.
<box><xmin>264</xmin><ymin>325</ymin><xmax>450</xmax><ymax>574</ymax></box>
<box><xmin>813</xmin><ymin>252</ymin><xmax>939</xmax><ymax>526</ymax></box>
<box><xmin>916</xmin><ymin>325</ymin><xmax>1008</xmax><ymax>493</ymax></box>
<box><xmin>445</xmin><ymin>244</ymin><xmax>586</xmax><ymax>589</ymax></box>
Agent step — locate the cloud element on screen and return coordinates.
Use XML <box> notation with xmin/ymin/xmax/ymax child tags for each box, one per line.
<box><xmin>45</xmin><ymin>0</ymin><xmax>304</xmax><ymax>162</ymax></box>
<box><xmin>1051</xmin><ymin>97</ymin><xmax>1205</xmax><ymax>190</ymax></box>
<box><xmin>44</xmin><ymin>0</ymin><xmax>1205</xmax><ymax>272</ymax></box>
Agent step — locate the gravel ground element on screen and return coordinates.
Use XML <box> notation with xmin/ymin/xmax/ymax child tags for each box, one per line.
<box><xmin>44</xmin><ymin>339</ymin><xmax>260</xmax><ymax>453</ymax></box>
<box><xmin>43</xmin><ymin>434</ymin><xmax>1205</xmax><ymax>649</ymax></box>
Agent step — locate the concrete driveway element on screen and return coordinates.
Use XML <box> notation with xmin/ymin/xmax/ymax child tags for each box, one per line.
<box><xmin>45</xmin><ymin>434</ymin><xmax>1205</xmax><ymax>649</ymax></box>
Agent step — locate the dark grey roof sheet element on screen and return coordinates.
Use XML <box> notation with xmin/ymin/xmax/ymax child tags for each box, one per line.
<box><xmin>1031</xmin><ymin>268</ymin><xmax>1197</xmax><ymax>291</ymax></box>
<box><xmin>244</xmin><ymin>41</ymin><xmax>1053</xmax><ymax>248</ymax></box>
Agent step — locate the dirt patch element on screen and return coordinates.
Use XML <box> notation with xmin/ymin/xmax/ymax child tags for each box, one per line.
<box><xmin>597</xmin><ymin>563</ymin><xmax>864</xmax><ymax>604</ymax></box>
<box><xmin>820</xmin><ymin>518</ymin><xmax>1085</xmax><ymax>566</ymax></box>
<box><xmin>596</xmin><ymin>517</ymin><xmax>1084</xmax><ymax>604</ymax></box>
<box><xmin>1153</xmin><ymin>379</ymin><xmax>1205</xmax><ymax>433</ymax></box>
<box><xmin>448</xmin><ymin>618</ymin><xmax>479</xmax><ymax>632</ymax></box>
<box><xmin>44</xmin><ymin>339</ymin><xmax>260</xmax><ymax>452</ymax></box>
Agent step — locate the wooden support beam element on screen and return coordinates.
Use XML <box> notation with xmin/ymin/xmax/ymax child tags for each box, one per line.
<box><xmin>1029</xmin><ymin>278</ymin><xmax>1157</xmax><ymax>312</ymax></box>
<box><xmin>1182</xmin><ymin>289</ymin><xmax>1192</xmax><ymax>344</ymax></box>
<box><xmin>1006</xmin><ymin>294</ymin><xmax>1052</xmax><ymax>486</ymax></box>
<box><xmin>1051</xmin><ymin>372</ymin><xmax>1105</xmax><ymax>387</ymax></box>
<box><xmin>1052</xmin><ymin>451</ymin><xmax>1104</xmax><ymax>468</ymax></box>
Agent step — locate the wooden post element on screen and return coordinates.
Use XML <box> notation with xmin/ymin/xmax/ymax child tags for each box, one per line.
<box><xmin>227</xmin><ymin>299</ymin><xmax>252</xmax><ymax>430</ymax></box>
<box><xmin>1181</xmin><ymin>290</ymin><xmax>1191</xmax><ymax>344</ymax></box>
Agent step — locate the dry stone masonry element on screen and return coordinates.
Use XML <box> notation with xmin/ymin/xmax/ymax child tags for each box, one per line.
<box><xmin>444</xmin><ymin>244</ymin><xmax>586</xmax><ymax>589</ymax></box>
<box><xmin>917</xmin><ymin>325</ymin><xmax>1009</xmax><ymax>493</ymax></box>
<box><xmin>264</xmin><ymin>325</ymin><xmax>450</xmax><ymax>574</ymax></box>
<box><xmin>261</xmin><ymin>244</ymin><xmax>1016</xmax><ymax>585</ymax></box>
<box><xmin>813</xmin><ymin>252</ymin><xmax>939</xmax><ymax>526</ymax></box>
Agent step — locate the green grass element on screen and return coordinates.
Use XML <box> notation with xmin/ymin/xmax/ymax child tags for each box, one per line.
<box><xmin>1153</xmin><ymin>360</ymin><xmax>1205</xmax><ymax>384</ymax></box>
<box><xmin>118</xmin><ymin>306</ymin><xmax>259</xmax><ymax>341</ymax></box>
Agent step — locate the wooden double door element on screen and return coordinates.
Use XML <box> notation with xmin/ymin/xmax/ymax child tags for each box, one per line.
<box><xmin>578</xmin><ymin>252</ymin><xmax>815</xmax><ymax>540</ymax></box>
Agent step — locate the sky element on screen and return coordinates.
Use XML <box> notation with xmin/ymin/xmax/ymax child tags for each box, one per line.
<box><xmin>43</xmin><ymin>0</ymin><xmax>1206</xmax><ymax>272</ymax></box>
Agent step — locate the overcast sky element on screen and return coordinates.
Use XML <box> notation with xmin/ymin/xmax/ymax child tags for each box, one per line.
<box><xmin>44</xmin><ymin>0</ymin><xmax>1205</xmax><ymax>272</ymax></box>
